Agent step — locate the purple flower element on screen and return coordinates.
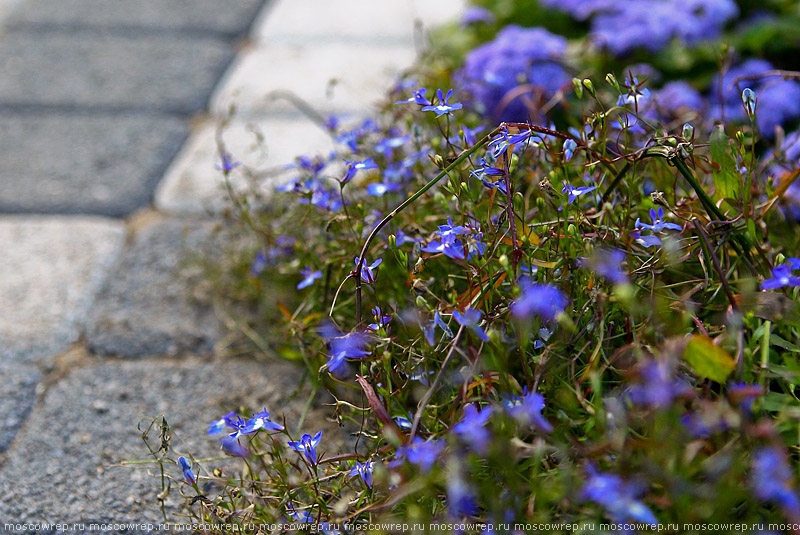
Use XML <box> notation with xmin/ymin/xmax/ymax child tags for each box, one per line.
<box><xmin>325</xmin><ymin>331</ymin><xmax>370</xmax><ymax>375</ymax></box>
<box><xmin>177</xmin><ymin>456</ymin><xmax>196</xmax><ymax>485</ymax></box>
<box><xmin>711</xmin><ymin>59</ymin><xmax>800</xmax><ymax>136</ymax></box>
<box><xmin>395</xmin><ymin>87</ymin><xmax>431</xmax><ymax>106</ymax></box>
<box><xmin>392</xmin><ymin>229</ymin><xmax>420</xmax><ymax>246</ymax></box>
<box><xmin>394</xmin><ymin>437</ymin><xmax>445</xmax><ymax>472</ymax></box>
<box><xmin>421</xmin><ymin>238</ymin><xmax>466</xmax><ymax>260</ymax></box>
<box><xmin>243</xmin><ymin>408</ymin><xmax>285</xmax><ymax>433</ymax></box>
<box><xmin>220</xmin><ymin>436</ymin><xmax>249</xmax><ymax>458</ymax></box>
<box><xmin>355</xmin><ymin>257</ymin><xmax>383</xmax><ymax>283</ymax></box>
<box><xmin>366</xmin><ymin>182</ymin><xmax>403</xmax><ymax>197</ymax></box>
<box><xmin>367</xmin><ymin>306</ymin><xmax>392</xmax><ymax>332</ymax></box>
<box><xmin>288</xmin><ymin>431</ymin><xmax>323</xmax><ymax>465</ymax></box>
<box><xmin>447</xmin><ymin>475</ymin><xmax>478</xmax><ymax>518</ymax></box>
<box><xmin>374</xmin><ymin>134</ymin><xmax>410</xmax><ymax>157</ymax></box>
<box><xmin>456</xmin><ymin>26</ymin><xmax>568</xmax><ymax>121</ymax></box>
<box><xmin>563</xmin><ymin>139</ymin><xmax>577</xmax><ymax>162</ymax></box>
<box><xmin>460</xmin><ymin>6</ymin><xmax>495</xmax><ymax>26</ymax></box>
<box><xmin>207</xmin><ymin>412</ymin><xmax>233</xmax><ymax>435</ymax></box>
<box><xmin>349</xmin><ymin>460</ymin><xmax>374</xmax><ymax>489</ymax></box>
<box><xmin>752</xmin><ymin>446</ymin><xmax>800</xmax><ymax>518</ymax></box>
<box><xmin>422</xmin><ymin>310</ymin><xmax>453</xmax><ymax>346</ymax></box>
<box><xmin>341</xmin><ymin>158</ymin><xmax>378</xmax><ymax>184</ymax></box>
<box><xmin>394</xmin><ymin>416</ymin><xmax>412</xmax><ymax>430</ymax></box>
<box><xmin>511</xmin><ymin>282</ymin><xmax>567</xmax><ymax>322</ymax></box>
<box><xmin>502</xmin><ymin>387</ymin><xmax>552</xmax><ymax>432</ymax></box>
<box><xmin>631</xmin><ymin>231</ymin><xmax>663</xmax><ymax>248</ymax></box>
<box><xmin>215</xmin><ymin>152</ymin><xmax>240</xmax><ymax>173</ymax></box>
<box><xmin>762</xmin><ymin>264</ymin><xmax>800</xmax><ymax>290</ymax></box>
<box><xmin>297</xmin><ymin>267</ymin><xmax>322</xmax><ymax>290</ymax></box>
<box><xmin>581</xmin><ymin>248</ymin><xmax>628</xmax><ymax>284</ymax></box>
<box><xmin>628</xmin><ymin>360</ymin><xmax>690</xmax><ymax>408</ymax></box>
<box><xmin>588</xmin><ymin>0</ymin><xmax>737</xmax><ymax>56</ymax></box>
<box><xmin>452</xmin><ymin>308</ymin><xmax>490</xmax><ymax>342</ymax></box>
<box><xmin>562</xmin><ymin>183</ymin><xmax>597</xmax><ymax>205</ymax></box>
<box><xmin>635</xmin><ymin>207</ymin><xmax>683</xmax><ymax>232</ymax></box>
<box><xmin>250</xmin><ymin>252</ymin><xmax>268</xmax><ymax>278</ymax></box>
<box><xmin>654</xmin><ymin>81</ymin><xmax>704</xmax><ymax>118</ymax></box>
<box><xmin>581</xmin><ymin>467</ymin><xmax>659</xmax><ymax>525</ymax></box>
<box><xmin>452</xmin><ymin>405</ymin><xmax>493</xmax><ymax>454</ymax></box>
<box><xmin>421</xmin><ymin>89</ymin><xmax>463</xmax><ymax>117</ymax></box>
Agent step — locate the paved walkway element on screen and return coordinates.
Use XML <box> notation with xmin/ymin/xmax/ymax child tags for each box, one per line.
<box><xmin>0</xmin><ymin>0</ymin><xmax>460</xmax><ymax>532</ymax></box>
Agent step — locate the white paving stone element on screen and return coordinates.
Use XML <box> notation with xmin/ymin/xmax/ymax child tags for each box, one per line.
<box><xmin>155</xmin><ymin>115</ymin><xmax>339</xmax><ymax>215</ymax></box>
<box><xmin>0</xmin><ymin>216</ymin><xmax>125</xmax><ymax>360</ymax></box>
<box><xmin>210</xmin><ymin>41</ymin><xmax>415</xmax><ymax>117</ymax></box>
<box><xmin>253</xmin><ymin>0</ymin><xmax>464</xmax><ymax>45</ymax></box>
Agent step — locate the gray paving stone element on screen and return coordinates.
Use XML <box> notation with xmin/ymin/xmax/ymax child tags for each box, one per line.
<box><xmin>253</xmin><ymin>0</ymin><xmax>462</xmax><ymax>45</ymax></box>
<box><xmin>0</xmin><ymin>357</ymin><xmax>346</xmax><ymax>527</ymax></box>
<box><xmin>0</xmin><ymin>112</ymin><xmax>186</xmax><ymax>217</ymax></box>
<box><xmin>155</xmin><ymin>116</ymin><xmax>338</xmax><ymax>215</ymax></box>
<box><xmin>0</xmin><ymin>31</ymin><xmax>232</xmax><ymax>113</ymax></box>
<box><xmin>7</xmin><ymin>0</ymin><xmax>265</xmax><ymax>36</ymax></box>
<box><xmin>87</xmin><ymin>218</ymin><xmax>224</xmax><ymax>358</ymax></box>
<box><xmin>0</xmin><ymin>216</ymin><xmax>125</xmax><ymax>362</ymax></box>
<box><xmin>0</xmin><ymin>362</ymin><xmax>41</xmax><ymax>453</ymax></box>
<box><xmin>210</xmin><ymin>41</ymin><xmax>415</xmax><ymax>117</ymax></box>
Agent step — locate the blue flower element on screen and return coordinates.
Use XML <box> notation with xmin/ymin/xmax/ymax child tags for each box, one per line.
<box><xmin>452</xmin><ymin>308</ymin><xmax>490</xmax><ymax>342</ymax></box>
<box><xmin>581</xmin><ymin>248</ymin><xmax>628</xmax><ymax>284</ymax></box>
<box><xmin>297</xmin><ymin>267</ymin><xmax>322</xmax><ymax>290</ymax></box>
<box><xmin>243</xmin><ymin>408</ymin><xmax>285</xmax><ymax>433</ymax></box>
<box><xmin>341</xmin><ymin>158</ymin><xmax>378</xmax><ymax>184</ymax></box>
<box><xmin>220</xmin><ymin>436</ymin><xmax>249</xmax><ymax>458</ymax></box>
<box><xmin>752</xmin><ymin>446</ymin><xmax>800</xmax><ymax>518</ymax></box>
<box><xmin>456</xmin><ymin>26</ymin><xmax>568</xmax><ymax>121</ymax></box>
<box><xmin>631</xmin><ymin>231</ymin><xmax>663</xmax><ymax>248</ymax></box>
<box><xmin>762</xmin><ymin>264</ymin><xmax>800</xmax><ymax>290</ymax></box>
<box><xmin>367</xmin><ymin>306</ymin><xmax>392</xmax><ymax>332</ymax></box>
<box><xmin>215</xmin><ymin>152</ymin><xmax>240</xmax><ymax>173</ymax></box>
<box><xmin>366</xmin><ymin>182</ymin><xmax>403</xmax><ymax>197</ymax></box>
<box><xmin>422</xmin><ymin>310</ymin><xmax>453</xmax><ymax>346</ymax></box>
<box><xmin>563</xmin><ymin>139</ymin><xmax>577</xmax><ymax>162</ymax></box>
<box><xmin>581</xmin><ymin>467</ymin><xmax>659</xmax><ymax>525</ymax></box>
<box><xmin>207</xmin><ymin>412</ymin><xmax>233</xmax><ymax>435</ymax></box>
<box><xmin>562</xmin><ymin>183</ymin><xmax>597</xmax><ymax>205</ymax></box>
<box><xmin>288</xmin><ymin>431</ymin><xmax>323</xmax><ymax>465</ymax></box>
<box><xmin>394</xmin><ymin>437</ymin><xmax>445</xmax><ymax>472</ymax></box>
<box><xmin>392</xmin><ymin>229</ymin><xmax>420</xmax><ymax>246</ymax></box>
<box><xmin>177</xmin><ymin>456</ymin><xmax>196</xmax><ymax>485</ymax></box>
<box><xmin>460</xmin><ymin>6</ymin><xmax>495</xmax><ymax>26</ymax></box>
<box><xmin>395</xmin><ymin>87</ymin><xmax>432</xmax><ymax>106</ymax></box>
<box><xmin>635</xmin><ymin>207</ymin><xmax>683</xmax><ymax>232</ymax></box>
<box><xmin>502</xmin><ymin>387</ymin><xmax>552</xmax><ymax>432</ymax></box>
<box><xmin>711</xmin><ymin>59</ymin><xmax>800</xmax><ymax>136</ymax></box>
<box><xmin>324</xmin><ymin>331</ymin><xmax>370</xmax><ymax>375</ymax></box>
<box><xmin>349</xmin><ymin>460</ymin><xmax>374</xmax><ymax>489</ymax></box>
<box><xmin>394</xmin><ymin>416</ymin><xmax>413</xmax><ymax>430</ymax></box>
<box><xmin>374</xmin><ymin>134</ymin><xmax>410</xmax><ymax>157</ymax></box>
<box><xmin>421</xmin><ymin>238</ymin><xmax>466</xmax><ymax>260</ymax></box>
<box><xmin>452</xmin><ymin>405</ymin><xmax>493</xmax><ymax>454</ymax></box>
<box><xmin>628</xmin><ymin>360</ymin><xmax>690</xmax><ymax>408</ymax></box>
<box><xmin>447</xmin><ymin>475</ymin><xmax>478</xmax><ymax>518</ymax></box>
<box><xmin>421</xmin><ymin>89</ymin><xmax>464</xmax><ymax>117</ymax></box>
<box><xmin>511</xmin><ymin>282</ymin><xmax>567</xmax><ymax>322</ymax></box>
<box><xmin>354</xmin><ymin>257</ymin><xmax>382</xmax><ymax>284</ymax></box>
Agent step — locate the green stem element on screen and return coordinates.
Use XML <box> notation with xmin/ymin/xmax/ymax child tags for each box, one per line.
<box><xmin>352</xmin><ymin>126</ymin><xmax>500</xmax><ymax>324</ymax></box>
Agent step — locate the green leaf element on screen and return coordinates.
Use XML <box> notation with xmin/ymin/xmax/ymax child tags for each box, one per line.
<box><xmin>710</xmin><ymin>125</ymin><xmax>740</xmax><ymax>202</ymax></box>
<box><xmin>683</xmin><ymin>335</ymin><xmax>736</xmax><ymax>383</ymax></box>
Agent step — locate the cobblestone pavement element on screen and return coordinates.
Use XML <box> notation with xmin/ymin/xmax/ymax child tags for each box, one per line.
<box><xmin>0</xmin><ymin>0</ymin><xmax>461</xmax><ymax>532</ymax></box>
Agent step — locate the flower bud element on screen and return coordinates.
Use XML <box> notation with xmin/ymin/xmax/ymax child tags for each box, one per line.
<box><xmin>572</xmin><ymin>78</ymin><xmax>584</xmax><ymax>99</ymax></box>
<box><xmin>605</xmin><ymin>73</ymin><xmax>620</xmax><ymax>92</ymax></box>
